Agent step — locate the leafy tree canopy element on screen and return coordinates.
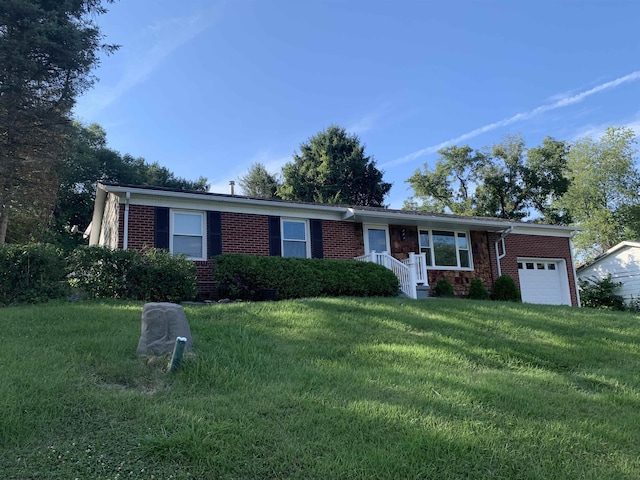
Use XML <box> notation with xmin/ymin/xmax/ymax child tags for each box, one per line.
<box><xmin>0</xmin><ymin>0</ymin><xmax>117</xmax><ymax>243</ymax></box>
<box><xmin>279</xmin><ymin>125</ymin><xmax>391</xmax><ymax>206</ymax></box>
<box><xmin>237</xmin><ymin>163</ymin><xmax>280</xmax><ymax>198</ymax></box>
<box><xmin>405</xmin><ymin>134</ymin><xmax>570</xmax><ymax>222</ymax></box>
<box><xmin>558</xmin><ymin>126</ymin><xmax>640</xmax><ymax>260</ymax></box>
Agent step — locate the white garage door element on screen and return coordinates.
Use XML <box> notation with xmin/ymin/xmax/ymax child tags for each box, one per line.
<box><xmin>517</xmin><ymin>259</ymin><xmax>571</xmax><ymax>306</ymax></box>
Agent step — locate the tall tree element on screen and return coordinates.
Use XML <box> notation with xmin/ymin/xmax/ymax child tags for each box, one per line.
<box><xmin>406</xmin><ymin>134</ymin><xmax>570</xmax><ymax>222</ymax></box>
<box><xmin>279</xmin><ymin>125</ymin><xmax>391</xmax><ymax>206</ymax></box>
<box><xmin>0</xmin><ymin>0</ymin><xmax>117</xmax><ymax>243</ymax></box>
<box><xmin>9</xmin><ymin>122</ymin><xmax>209</xmax><ymax>247</ymax></box>
<box><xmin>558</xmin><ymin>126</ymin><xmax>640</xmax><ymax>260</ymax></box>
<box><xmin>237</xmin><ymin>163</ymin><xmax>280</xmax><ymax>198</ymax></box>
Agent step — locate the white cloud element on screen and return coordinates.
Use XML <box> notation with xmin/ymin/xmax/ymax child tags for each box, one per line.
<box><xmin>383</xmin><ymin>70</ymin><xmax>640</xmax><ymax>168</ymax></box>
<box><xmin>75</xmin><ymin>5</ymin><xmax>223</xmax><ymax>119</ymax></box>
<box><xmin>569</xmin><ymin>118</ymin><xmax>640</xmax><ymax>142</ymax></box>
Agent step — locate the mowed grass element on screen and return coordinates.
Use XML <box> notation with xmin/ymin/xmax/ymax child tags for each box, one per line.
<box><xmin>1</xmin><ymin>298</ymin><xmax>639</xmax><ymax>479</ymax></box>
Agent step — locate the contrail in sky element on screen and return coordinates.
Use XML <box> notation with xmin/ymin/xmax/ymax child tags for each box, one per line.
<box><xmin>382</xmin><ymin>70</ymin><xmax>640</xmax><ymax>168</ymax></box>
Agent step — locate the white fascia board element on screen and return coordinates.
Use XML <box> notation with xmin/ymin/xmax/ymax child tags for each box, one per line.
<box><xmin>89</xmin><ymin>185</ymin><xmax>108</xmax><ymax>245</ymax></box>
<box><xmin>348</xmin><ymin>208</ymin><xmax>576</xmax><ymax>237</ymax></box>
<box><xmin>101</xmin><ymin>184</ymin><xmax>348</xmax><ymax>221</ymax></box>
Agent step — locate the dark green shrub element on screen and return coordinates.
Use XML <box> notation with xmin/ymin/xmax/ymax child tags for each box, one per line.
<box><xmin>434</xmin><ymin>279</ymin><xmax>455</xmax><ymax>297</ymax></box>
<box><xmin>579</xmin><ymin>275</ymin><xmax>625</xmax><ymax>310</ymax></box>
<box><xmin>67</xmin><ymin>246</ymin><xmax>138</xmax><ymax>299</ymax></box>
<box><xmin>129</xmin><ymin>249</ymin><xmax>198</xmax><ymax>303</ymax></box>
<box><xmin>492</xmin><ymin>275</ymin><xmax>521</xmax><ymax>302</ymax></box>
<box><xmin>68</xmin><ymin>246</ymin><xmax>197</xmax><ymax>302</ymax></box>
<box><xmin>0</xmin><ymin>243</ymin><xmax>66</xmax><ymax>305</ymax></box>
<box><xmin>468</xmin><ymin>278</ymin><xmax>490</xmax><ymax>300</ymax></box>
<box><xmin>213</xmin><ymin>254</ymin><xmax>399</xmax><ymax>300</ymax></box>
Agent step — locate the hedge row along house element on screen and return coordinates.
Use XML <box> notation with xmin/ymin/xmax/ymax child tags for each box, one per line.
<box><xmin>88</xmin><ymin>183</ymin><xmax>580</xmax><ymax>306</ymax></box>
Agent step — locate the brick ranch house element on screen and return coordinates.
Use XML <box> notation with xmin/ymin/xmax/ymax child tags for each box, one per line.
<box><xmin>88</xmin><ymin>183</ymin><xmax>580</xmax><ymax>306</ymax></box>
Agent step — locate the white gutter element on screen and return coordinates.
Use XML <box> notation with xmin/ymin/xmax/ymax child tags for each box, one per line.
<box><xmin>495</xmin><ymin>227</ymin><xmax>513</xmax><ymax>277</ymax></box>
<box><xmin>123</xmin><ymin>191</ymin><xmax>131</xmax><ymax>250</ymax></box>
<box><xmin>569</xmin><ymin>231</ymin><xmax>581</xmax><ymax>307</ymax></box>
<box><xmin>89</xmin><ymin>185</ymin><xmax>107</xmax><ymax>245</ymax></box>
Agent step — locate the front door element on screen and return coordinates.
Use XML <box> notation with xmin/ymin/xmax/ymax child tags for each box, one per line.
<box><xmin>364</xmin><ymin>225</ymin><xmax>390</xmax><ymax>254</ymax></box>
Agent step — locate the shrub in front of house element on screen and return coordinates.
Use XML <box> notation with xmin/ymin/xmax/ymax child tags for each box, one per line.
<box><xmin>434</xmin><ymin>279</ymin><xmax>455</xmax><ymax>297</ymax></box>
<box><xmin>579</xmin><ymin>275</ymin><xmax>625</xmax><ymax>311</ymax></box>
<box><xmin>468</xmin><ymin>278</ymin><xmax>490</xmax><ymax>300</ymax></box>
<box><xmin>213</xmin><ymin>254</ymin><xmax>399</xmax><ymax>300</ymax></box>
<box><xmin>492</xmin><ymin>274</ymin><xmax>522</xmax><ymax>302</ymax></box>
<box><xmin>0</xmin><ymin>243</ymin><xmax>67</xmax><ymax>305</ymax></box>
<box><xmin>128</xmin><ymin>248</ymin><xmax>198</xmax><ymax>303</ymax></box>
<box><xmin>68</xmin><ymin>246</ymin><xmax>197</xmax><ymax>302</ymax></box>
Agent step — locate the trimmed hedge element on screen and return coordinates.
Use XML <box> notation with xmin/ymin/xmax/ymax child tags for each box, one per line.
<box><xmin>213</xmin><ymin>254</ymin><xmax>399</xmax><ymax>300</ymax></box>
<box><xmin>434</xmin><ymin>279</ymin><xmax>455</xmax><ymax>297</ymax></box>
<box><xmin>468</xmin><ymin>278</ymin><xmax>490</xmax><ymax>300</ymax></box>
<box><xmin>68</xmin><ymin>246</ymin><xmax>197</xmax><ymax>303</ymax></box>
<box><xmin>492</xmin><ymin>274</ymin><xmax>522</xmax><ymax>302</ymax></box>
<box><xmin>0</xmin><ymin>243</ymin><xmax>67</xmax><ymax>305</ymax></box>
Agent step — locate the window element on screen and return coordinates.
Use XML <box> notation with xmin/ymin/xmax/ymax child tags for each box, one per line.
<box><xmin>418</xmin><ymin>229</ymin><xmax>473</xmax><ymax>269</ymax></box>
<box><xmin>282</xmin><ymin>219</ymin><xmax>309</xmax><ymax>258</ymax></box>
<box><xmin>548</xmin><ymin>263</ymin><xmax>556</xmax><ymax>270</ymax></box>
<box><xmin>171</xmin><ymin>210</ymin><xmax>205</xmax><ymax>260</ymax></box>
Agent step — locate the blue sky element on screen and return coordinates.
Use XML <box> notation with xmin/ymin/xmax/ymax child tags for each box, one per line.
<box><xmin>74</xmin><ymin>0</ymin><xmax>640</xmax><ymax>208</ymax></box>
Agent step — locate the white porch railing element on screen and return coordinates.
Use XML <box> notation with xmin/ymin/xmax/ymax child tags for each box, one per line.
<box><xmin>402</xmin><ymin>252</ymin><xmax>428</xmax><ymax>285</ymax></box>
<box><xmin>355</xmin><ymin>251</ymin><xmax>428</xmax><ymax>299</ymax></box>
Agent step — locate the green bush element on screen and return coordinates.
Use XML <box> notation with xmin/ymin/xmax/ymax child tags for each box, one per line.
<box><xmin>0</xmin><ymin>243</ymin><xmax>67</xmax><ymax>305</ymax></box>
<box><xmin>579</xmin><ymin>275</ymin><xmax>625</xmax><ymax>311</ymax></box>
<box><xmin>129</xmin><ymin>249</ymin><xmax>198</xmax><ymax>303</ymax></box>
<box><xmin>434</xmin><ymin>279</ymin><xmax>455</xmax><ymax>297</ymax></box>
<box><xmin>213</xmin><ymin>254</ymin><xmax>399</xmax><ymax>300</ymax></box>
<box><xmin>492</xmin><ymin>275</ymin><xmax>521</xmax><ymax>302</ymax></box>
<box><xmin>468</xmin><ymin>278</ymin><xmax>490</xmax><ymax>300</ymax></box>
<box><xmin>68</xmin><ymin>246</ymin><xmax>197</xmax><ymax>302</ymax></box>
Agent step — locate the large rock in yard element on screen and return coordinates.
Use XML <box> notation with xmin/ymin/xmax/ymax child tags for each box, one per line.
<box><xmin>137</xmin><ymin>302</ymin><xmax>193</xmax><ymax>355</ymax></box>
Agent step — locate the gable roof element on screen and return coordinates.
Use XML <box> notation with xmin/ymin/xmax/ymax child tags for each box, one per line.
<box><xmin>576</xmin><ymin>241</ymin><xmax>640</xmax><ymax>272</ymax></box>
<box><xmin>90</xmin><ymin>183</ymin><xmax>577</xmax><ymax>243</ymax></box>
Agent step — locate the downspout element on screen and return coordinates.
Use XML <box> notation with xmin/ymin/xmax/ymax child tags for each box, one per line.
<box><xmin>494</xmin><ymin>226</ymin><xmax>513</xmax><ymax>277</ymax></box>
<box><xmin>123</xmin><ymin>191</ymin><xmax>130</xmax><ymax>250</ymax></box>
<box><xmin>569</xmin><ymin>231</ymin><xmax>581</xmax><ymax>307</ymax></box>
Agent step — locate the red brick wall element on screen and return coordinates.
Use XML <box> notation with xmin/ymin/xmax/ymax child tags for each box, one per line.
<box><xmin>123</xmin><ymin>205</ymin><xmax>155</xmax><ymax>250</ymax></box>
<box><xmin>489</xmin><ymin>232</ymin><xmax>577</xmax><ymax>306</ymax></box>
<box><xmin>322</xmin><ymin>220</ymin><xmax>360</xmax><ymax>258</ymax></box>
<box><xmin>221</xmin><ymin>212</ymin><xmax>270</xmax><ymax>255</ymax></box>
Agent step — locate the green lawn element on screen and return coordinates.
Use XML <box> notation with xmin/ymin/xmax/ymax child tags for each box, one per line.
<box><xmin>1</xmin><ymin>298</ymin><xmax>639</xmax><ymax>479</ymax></box>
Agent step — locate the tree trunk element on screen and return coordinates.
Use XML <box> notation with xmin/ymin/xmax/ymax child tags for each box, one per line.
<box><xmin>0</xmin><ymin>207</ymin><xmax>8</xmax><ymax>244</ymax></box>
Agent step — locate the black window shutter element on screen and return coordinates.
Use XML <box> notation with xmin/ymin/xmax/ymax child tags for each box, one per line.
<box><xmin>207</xmin><ymin>211</ymin><xmax>222</xmax><ymax>258</ymax></box>
<box><xmin>154</xmin><ymin>207</ymin><xmax>170</xmax><ymax>249</ymax></box>
<box><xmin>268</xmin><ymin>216</ymin><xmax>281</xmax><ymax>256</ymax></box>
<box><xmin>310</xmin><ymin>219</ymin><xmax>324</xmax><ymax>259</ymax></box>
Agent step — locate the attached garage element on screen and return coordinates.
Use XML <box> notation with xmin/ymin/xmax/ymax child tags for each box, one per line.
<box><xmin>517</xmin><ymin>258</ymin><xmax>572</xmax><ymax>306</ymax></box>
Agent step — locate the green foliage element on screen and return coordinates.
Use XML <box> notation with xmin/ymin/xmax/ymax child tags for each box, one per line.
<box><xmin>579</xmin><ymin>275</ymin><xmax>625</xmax><ymax>311</ymax></box>
<box><xmin>434</xmin><ymin>279</ymin><xmax>455</xmax><ymax>297</ymax></box>
<box><xmin>213</xmin><ymin>254</ymin><xmax>399</xmax><ymax>300</ymax></box>
<box><xmin>237</xmin><ymin>162</ymin><xmax>280</xmax><ymax>198</ymax></box>
<box><xmin>0</xmin><ymin>243</ymin><xmax>67</xmax><ymax>305</ymax></box>
<box><xmin>468</xmin><ymin>278</ymin><xmax>490</xmax><ymax>300</ymax></box>
<box><xmin>0</xmin><ymin>0</ymin><xmax>117</xmax><ymax>244</ymax></box>
<box><xmin>492</xmin><ymin>275</ymin><xmax>522</xmax><ymax>302</ymax></box>
<box><xmin>279</xmin><ymin>125</ymin><xmax>391</xmax><ymax>206</ymax></box>
<box><xmin>67</xmin><ymin>246</ymin><xmax>197</xmax><ymax>302</ymax></box>
<box><xmin>129</xmin><ymin>249</ymin><xmax>198</xmax><ymax>303</ymax></box>
<box><xmin>406</xmin><ymin>134</ymin><xmax>570</xmax><ymax>222</ymax></box>
<box><xmin>558</xmin><ymin>126</ymin><xmax>640</xmax><ymax>260</ymax></box>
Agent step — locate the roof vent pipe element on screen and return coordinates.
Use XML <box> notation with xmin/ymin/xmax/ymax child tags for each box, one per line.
<box><xmin>229</xmin><ymin>180</ymin><xmax>235</xmax><ymax>195</ymax></box>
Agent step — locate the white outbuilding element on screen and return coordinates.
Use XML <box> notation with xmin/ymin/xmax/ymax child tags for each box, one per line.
<box><xmin>577</xmin><ymin>241</ymin><xmax>640</xmax><ymax>304</ymax></box>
